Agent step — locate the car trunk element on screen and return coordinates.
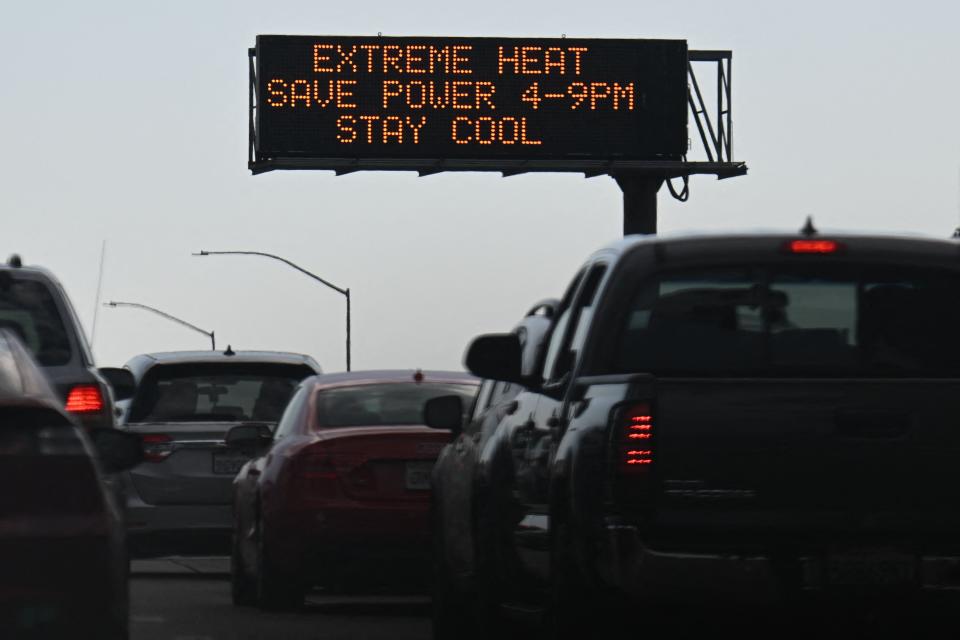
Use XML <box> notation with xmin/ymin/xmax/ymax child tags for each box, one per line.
<box><xmin>124</xmin><ymin>421</ymin><xmax>258</xmax><ymax>505</ymax></box>
<box><xmin>314</xmin><ymin>427</ymin><xmax>449</xmax><ymax>502</ymax></box>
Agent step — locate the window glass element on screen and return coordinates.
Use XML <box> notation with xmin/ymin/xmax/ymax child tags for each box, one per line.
<box><xmin>315</xmin><ymin>382</ymin><xmax>478</xmax><ymax>428</ymax></box>
<box><xmin>767</xmin><ymin>270</ymin><xmax>857</xmax><ymax>371</ymax></box>
<box><xmin>273</xmin><ymin>385</ymin><xmax>307</xmax><ymax>440</ymax></box>
<box><xmin>857</xmin><ymin>269</ymin><xmax>960</xmax><ymax>375</ymax></box>
<box><xmin>471</xmin><ymin>380</ymin><xmax>495</xmax><ymax>421</ymax></box>
<box><xmin>568</xmin><ymin>266</ymin><xmax>608</xmax><ymax>355</ymax></box>
<box><xmin>541</xmin><ymin>310</ymin><xmax>572</xmax><ymax>382</ymax></box>
<box><xmin>543</xmin><ymin>265</ymin><xmax>607</xmax><ymax>381</ymax></box>
<box><xmin>0</xmin><ymin>277</ymin><xmax>71</xmax><ymax>366</ymax></box>
<box><xmin>617</xmin><ymin>267</ymin><xmax>780</xmax><ymax>375</ymax></box>
<box><xmin>614</xmin><ymin>264</ymin><xmax>960</xmax><ymax>377</ymax></box>
<box><xmin>128</xmin><ymin>363</ymin><xmax>316</xmax><ymax>423</ymax></box>
<box><xmin>541</xmin><ymin>271</ymin><xmax>586</xmax><ymax>382</ymax></box>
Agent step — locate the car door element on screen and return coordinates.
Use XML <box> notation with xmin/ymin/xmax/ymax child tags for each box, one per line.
<box><xmin>514</xmin><ymin>262</ymin><xmax>609</xmax><ymax>584</ymax></box>
<box><xmin>235</xmin><ymin>385</ymin><xmax>308</xmax><ymax>566</ymax></box>
<box><xmin>440</xmin><ymin>379</ymin><xmax>525</xmax><ymax>581</ymax></box>
<box><xmin>438</xmin><ymin>379</ymin><xmax>493</xmax><ymax>577</ymax></box>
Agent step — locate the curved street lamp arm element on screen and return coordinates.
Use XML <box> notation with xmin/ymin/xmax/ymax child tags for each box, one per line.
<box><xmin>193</xmin><ymin>250</ymin><xmax>351</xmax><ymax>370</ymax></box>
<box><xmin>104</xmin><ymin>301</ymin><xmax>216</xmax><ymax>350</ymax></box>
<box><xmin>194</xmin><ymin>250</ymin><xmax>348</xmax><ymax>297</ymax></box>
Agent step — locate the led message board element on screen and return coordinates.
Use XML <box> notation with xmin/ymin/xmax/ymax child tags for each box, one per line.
<box><xmin>253</xmin><ymin>35</ymin><xmax>688</xmax><ymax>168</ymax></box>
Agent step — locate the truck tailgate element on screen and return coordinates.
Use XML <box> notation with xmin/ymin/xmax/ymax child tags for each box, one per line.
<box><xmin>649</xmin><ymin>379</ymin><xmax>960</xmax><ymax>537</ymax></box>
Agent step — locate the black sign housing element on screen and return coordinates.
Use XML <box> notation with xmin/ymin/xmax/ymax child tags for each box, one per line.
<box><xmin>254</xmin><ymin>35</ymin><xmax>688</xmax><ymax>167</ymax></box>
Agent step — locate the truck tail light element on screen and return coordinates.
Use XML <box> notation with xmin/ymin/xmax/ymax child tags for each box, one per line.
<box><xmin>65</xmin><ymin>384</ymin><xmax>104</xmax><ymax>414</ymax></box>
<box><xmin>784</xmin><ymin>239</ymin><xmax>844</xmax><ymax>254</ymax></box>
<box><xmin>141</xmin><ymin>433</ymin><xmax>174</xmax><ymax>463</ymax></box>
<box><xmin>618</xmin><ymin>402</ymin><xmax>654</xmax><ymax>475</ymax></box>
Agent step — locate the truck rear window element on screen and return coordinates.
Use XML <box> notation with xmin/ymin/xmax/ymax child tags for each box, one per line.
<box><xmin>615</xmin><ymin>264</ymin><xmax>960</xmax><ymax>377</ymax></box>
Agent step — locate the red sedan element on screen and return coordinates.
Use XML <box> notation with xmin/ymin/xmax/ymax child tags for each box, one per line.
<box><xmin>229</xmin><ymin>369</ymin><xmax>478</xmax><ymax>609</ymax></box>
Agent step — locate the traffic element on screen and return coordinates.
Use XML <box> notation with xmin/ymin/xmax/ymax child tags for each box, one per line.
<box><xmin>4</xmin><ymin>224</ymin><xmax>960</xmax><ymax>638</ymax></box>
<box><xmin>4</xmin><ymin>4</ymin><xmax>959</xmax><ymax>638</ymax></box>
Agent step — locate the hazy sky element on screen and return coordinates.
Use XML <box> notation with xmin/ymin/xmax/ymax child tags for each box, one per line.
<box><xmin>2</xmin><ymin>1</ymin><xmax>958</xmax><ymax>372</ymax></box>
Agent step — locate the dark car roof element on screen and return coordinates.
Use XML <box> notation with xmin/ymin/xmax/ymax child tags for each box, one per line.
<box><xmin>123</xmin><ymin>350</ymin><xmax>322</xmax><ymax>380</ymax></box>
<box><xmin>0</xmin><ymin>261</ymin><xmax>63</xmax><ymax>282</ymax></box>
<box><xmin>0</xmin><ymin>259</ymin><xmax>95</xmax><ymax>371</ymax></box>
<box><xmin>302</xmin><ymin>369</ymin><xmax>479</xmax><ymax>389</ymax></box>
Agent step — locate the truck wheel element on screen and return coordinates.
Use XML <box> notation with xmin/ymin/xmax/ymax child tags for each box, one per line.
<box><xmin>431</xmin><ymin>533</ymin><xmax>476</xmax><ymax>640</ymax></box>
<box><xmin>473</xmin><ymin>497</ymin><xmax>524</xmax><ymax>639</ymax></box>
<box><xmin>547</xmin><ymin>522</ymin><xmax>612</xmax><ymax>640</ymax></box>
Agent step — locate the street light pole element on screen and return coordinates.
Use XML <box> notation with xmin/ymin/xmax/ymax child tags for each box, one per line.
<box><xmin>104</xmin><ymin>301</ymin><xmax>216</xmax><ymax>350</ymax></box>
<box><xmin>193</xmin><ymin>250</ymin><xmax>351</xmax><ymax>371</ymax></box>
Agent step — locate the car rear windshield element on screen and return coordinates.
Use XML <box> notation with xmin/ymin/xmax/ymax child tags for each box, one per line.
<box><xmin>0</xmin><ymin>276</ymin><xmax>72</xmax><ymax>366</ymax></box>
<box><xmin>127</xmin><ymin>363</ymin><xmax>316</xmax><ymax>423</ymax></box>
<box><xmin>315</xmin><ymin>382</ymin><xmax>477</xmax><ymax>428</ymax></box>
<box><xmin>614</xmin><ymin>263</ymin><xmax>960</xmax><ymax>377</ymax></box>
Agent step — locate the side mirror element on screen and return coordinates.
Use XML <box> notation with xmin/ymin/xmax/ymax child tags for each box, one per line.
<box><xmin>464</xmin><ymin>333</ymin><xmax>523</xmax><ymax>384</ymax></box>
<box><xmin>225</xmin><ymin>424</ymin><xmax>273</xmax><ymax>453</ymax></box>
<box><xmin>424</xmin><ymin>395</ymin><xmax>464</xmax><ymax>437</ymax></box>
<box><xmin>99</xmin><ymin>367</ymin><xmax>136</xmax><ymax>401</ymax></box>
<box><xmin>89</xmin><ymin>429</ymin><xmax>144</xmax><ymax>473</ymax></box>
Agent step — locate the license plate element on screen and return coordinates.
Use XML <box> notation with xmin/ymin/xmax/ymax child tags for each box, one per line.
<box><xmin>212</xmin><ymin>451</ymin><xmax>250</xmax><ymax>475</ymax></box>
<box><xmin>405</xmin><ymin>461</ymin><xmax>433</xmax><ymax>490</ymax></box>
<box><xmin>826</xmin><ymin>551</ymin><xmax>916</xmax><ymax>586</ymax></box>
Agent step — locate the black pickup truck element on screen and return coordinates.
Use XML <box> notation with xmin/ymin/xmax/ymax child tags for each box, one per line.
<box><xmin>428</xmin><ymin>229</ymin><xmax>960</xmax><ymax>638</ymax></box>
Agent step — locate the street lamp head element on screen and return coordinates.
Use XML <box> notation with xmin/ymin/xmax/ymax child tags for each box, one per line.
<box><xmin>192</xmin><ymin>250</ymin><xmax>209</xmax><ymax>256</ymax></box>
<box><xmin>104</xmin><ymin>301</ymin><xmax>118</xmax><ymax>307</ymax></box>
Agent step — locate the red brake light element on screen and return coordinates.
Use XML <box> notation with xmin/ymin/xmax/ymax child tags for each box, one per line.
<box><xmin>619</xmin><ymin>403</ymin><xmax>654</xmax><ymax>475</ymax></box>
<box><xmin>297</xmin><ymin>454</ymin><xmax>340</xmax><ymax>500</ymax></box>
<box><xmin>65</xmin><ymin>384</ymin><xmax>104</xmax><ymax>414</ymax></box>
<box><xmin>141</xmin><ymin>433</ymin><xmax>174</xmax><ymax>463</ymax></box>
<box><xmin>787</xmin><ymin>239</ymin><xmax>841</xmax><ymax>254</ymax></box>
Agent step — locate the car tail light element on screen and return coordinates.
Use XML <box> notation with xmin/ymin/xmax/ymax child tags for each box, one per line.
<box><xmin>0</xmin><ymin>426</ymin><xmax>88</xmax><ymax>457</ymax></box>
<box><xmin>297</xmin><ymin>454</ymin><xmax>339</xmax><ymax>499</ymax></box>
<box><xmin>617</xmin><ymin>402</ymin><xmax>654</xmax><ymax>475</ymax></box>
<box><xmin>0</xmin><ymin>425</ymin><xmax>87</xmax><ymax>458</ymax></box>
<box><xmin>141</xmin><ymin>434</ymin><xmax>174</xmax><ymax>463</ymax></box>
<box><xmin>65</xmin><ymin>384</ymin><xmax>104</xmax><ymax>414</ymax></box>
<box><xmin>36</xmin><ymin>426</ymin><xmax>88</xmax><ymax>456</ymax></box>
<box><xmin>785</xmin><ymin>239</ymin><xmax>843</xmax><ymax>254</ymax></box>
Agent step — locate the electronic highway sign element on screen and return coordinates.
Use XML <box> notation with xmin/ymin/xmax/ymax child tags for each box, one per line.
<box><xmin>251</xmin><ymin>35</ymin><xmax>689</xmax><ymax>172</ymax></box>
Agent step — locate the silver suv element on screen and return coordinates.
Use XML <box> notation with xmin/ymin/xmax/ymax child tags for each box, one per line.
<box><xmin>118</xmin><ymin>348</ymin><xmax>321</xmax><ymax>557</ymax></box>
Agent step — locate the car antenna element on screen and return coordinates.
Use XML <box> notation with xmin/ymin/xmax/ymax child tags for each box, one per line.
<box><xmin>800</xmin><ymin>216</ymin><xmax>817</xmax><ymax>237</ymax></box>
<box><xmin>224</xmin><ymin>345</ymin><xmax>235</xmax><ymax>356</ymax></box>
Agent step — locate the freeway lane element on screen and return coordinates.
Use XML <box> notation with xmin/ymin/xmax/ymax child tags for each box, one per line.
<box><xmin>130</xmin><ymin>558</ymin><xmax>430</xmax><ymax>640</ymax></box>
<box><xmin>129</xmin><ymin>558</ymin><xmax>944</xmax><ymax>640</ymax></box>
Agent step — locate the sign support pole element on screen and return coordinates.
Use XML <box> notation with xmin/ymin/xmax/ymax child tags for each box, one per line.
<box><xmin>615</xmin><ymin>175</ymin><xmax>663</xmax><ymax>236</ymax></box>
